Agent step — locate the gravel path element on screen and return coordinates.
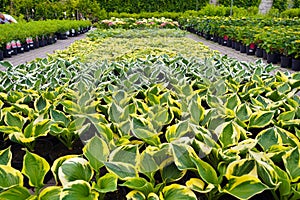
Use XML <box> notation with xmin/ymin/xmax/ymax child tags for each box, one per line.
<box><xmin>0</xmin><ymin>33</ymin><xmax>87</xmax><ymax>70</ymax></box>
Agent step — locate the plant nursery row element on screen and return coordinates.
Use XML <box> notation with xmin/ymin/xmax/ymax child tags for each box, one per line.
<box><xmin>178</xmin><ymin>16</ymin><xmax>300</xmax><ymax>71</ymax></box>
<box><xmin>0</xmin><ymin>20</ymin><xmax>92</xmax><ymax>61</ymax></box>
<box><xmin>0</xmin><ymin>19</ymin><xmax>300</xmax><ymax>199</ymax></box>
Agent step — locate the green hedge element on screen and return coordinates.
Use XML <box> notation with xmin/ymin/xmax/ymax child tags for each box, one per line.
<box><xmin>97</xmin><ymin>0</ymin><xmax>209</xmax><ymax>13</ymax></box>
<box><xmin>217</xmin><ymin>0</ymin><xmax>261</xmax><ymax>8</ymax></box>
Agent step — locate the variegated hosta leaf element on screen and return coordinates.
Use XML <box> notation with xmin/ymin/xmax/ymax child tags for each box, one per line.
<box><xmin>160</xmin><ymin>184</ymin><xmax>197</xmax><ymax>200</ymax></box>
<box><xmin>120</xmin><ymin>177</ymin><xmax>154</xmax><ymax>197</ymax></box>
<box><xmin>248</xmin><ymin>110</ymin><xmax>274</xmax><ymax>129</ymax></box>
<box><xmin>58</xmin><ymin>157</ymin><xmax>94</xmax><ymax>186</ymax></box>
<box><xmin>147</xmin><ymin>193</ymin><xmax>159</xmax><ymax>200</ymax></box>
<box><xmin>223</xmin><ymin>175</ymin><xmax>269</xmax><ymax>200</ymax></box>
<box><xmin>186</xmin><ymin>178</ymin><xmax>215</xmax><ymax>193</ymax></box>
<box><xmin>22</xmin><ymin>150</ymin><xmax>50</xmax><ymax>188</ymax></box>
<box><xmin>225</xmin><ymin>93</ymin><xmax>241</xmax><ymax>111</ymax></box>
<box><xmin>0</xmin><ymin>147</ymin><xmax>12</xmax><ymax>166</ymax></box>
<box><xmin>4</xmin><ymin>111</ymin><xmax>26</xmax><ymax>130</ymax></box>
<box><xmin>191</xmin><ymin>156</ymin><xmax>218</xmax><ymax>185</ymax></box>
<box><xmin>236</xmin><ymin>103</ymin><xmax>252</xmax><ymax>122</ymax></box>
<box><xmin>92</xmin><ymin>173</ymin><xmax>118</xmax><ymax>193</ymax></box>
<box><xmin>283</xmin><ymin>147</ymin><xmax>300</xmax><ymax>182</ymax></box>
<box><xmin>171</xmin><ymin>143</ymin><xmax>197</xmax><ymax>170</ymax></box>
<box><xmin>109</xmin><ymin>145</ymin><xmax>139</xmax><ymax>166</ymax></box>
<box><xmin>216</xmin><ymin>121</ymin><xmax>245</xmax><ymax>148</ymax></box>
<box><xmin>50</xmin><ymin>109</ymin><xmax>70</xmax><ymax>127</ymax></box>
<box><xmin>105</xmin><ymin>161</ymin><xmax>138</xmax><ymax>180</ymax></box>
<box><xmin>188</xmin><ymin>97</ymin><xmax>205</xmax><ymax>124</ymax></box>
<box><xmin>39</xmin><ymin>186</ymin><xmax>62</xmax><ymax>200</ymax></box>
<box><xmin>166</xmin><ymin>120</ymin><xmax>190</xmax><ymax>142</ymax></box>
<box><xmin>51</xmin><ymin>155</ymin><xmax>80</xmax><ymax>185</ymax></box>
<box><xmin>126</xmin><ymin>190</ymin><xmax>146</xmax><ymax>200</ymax></box>
<box><xmin>131</xmin><ymin>128</ymin><xmax>161</xmax><ymax>146</ymax></box>
<box><xmin>161</xmin><ymin>163</ymin><xmax>186</xmax><ymax>184</ymax></box>
<box><xmin>256</xmin><ymin>127</ymin><xmax>280</xmax><ymax>151</ymax></box>
<box><xmin>139</xmin><ymin>146</ymin><xmax>160</xmax><ymax>175</ymax></box>
<box><xmin>60</xmin><ymin>180</ymin><xmax>99</xmax><ymax>200</ymax></box>
<box><xmin>274</xmin><ymin>166</ymin><xmax>291</xmax><ymax>197</ymax></box>
<box><xmin>34</xmin><ymin>95</ymin><xmax>50</xmax><ymax>113</ymax></box>
<box><xmin>0</xmin><ymin>186</ymin><xmax>31</xmax><ymax>199</ymax></box>
<box><xmin>83</xmin><ymin>136</ymin><xmax>109</xmax><ymax>172</ymax></box>
<box><xmin>0</xmin><ymin>165</ymin><xmax>23</xmax><ymax>190</ymax></box>
<box><xmin>225</xmin><ymin>159</ymin><xmax>256</xmax><ymax>179</ymax></box>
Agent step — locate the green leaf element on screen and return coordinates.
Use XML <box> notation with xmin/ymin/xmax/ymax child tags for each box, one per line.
<box><xmin>50</xmin><ymin>109</ymin><xmax>70</xmax><ymax>127</ymax></box>
<box><xmin>225</xmin><ymin>159</ymin><xmax>256</xmax><ymax>179</ymax></box>
<box><xmin>83</xmin><ymin>136</ymin><xmax>109</xmax><ymax>172</ymax></box>
<box><xmin>39</xmin><ymin>186</ymin><xmax>62</xmax><ymax>200</ymax></box>
<box><xmin>225</xmin><ymin>94</ymin><xmax>241</xmax><ymax>111</ymax></box>
<box><xmin>0</xmin><ymin>147</ymin><xmax>12</xmax><ymax>166</ymax></box>
<box><xmin>139</xmin><ymin>146</ymin><xmax>160</xmax><ymax>175</ymax></box>
<box><xmin>0</xmin><ymin>165</ymin><xmax>23</xmax><ymax>190</ymax></box>
<box><xmin>51</xmin><ymin>155</ymin><xmax>79</xmax><ymax>185</ymax></box>
<box><xmin>236</xmin><ymin>103</ymin><xmax>252</xmax><ymax>122</ymax></box>
<box><xmin>256</xmin><ymin>127</ymin><xmax>279</xmax><ymax>151</ymax></box>
<box><xmin>191</xmin><ymin>156</ymin><xmax>218</xmax><ymax>185</ymax></box>
<box><xmin>278</xmin><ymin>110</ymin><xmax>295</xmax><ymax>121</ymax></box>
<box><xmin>283</xmin><ymin>147</ymin><xmax>300</xmax><ymax>182</ymax></box>
<box><xmin>216</xmin><ymin>121</ymin><xmax>242</xmax><ymax>148</ymax></box>
<box><xmin>171</xmin><ymin>143</ymin><xmax>196</xmax><ymax>170</ymax></box>
<box><xmin>104</xmin><ymin>162</ymin><xmax>137</xmax><ymax>180</ymax></box>
<box><xmin>186</xmin><ymin>178</ymin><xmax>214</xmax><ymax>194</ymax></box>
<box><xmin>34</xmin><ymin>96</ymin><xmax>49</xmax><ymax>113</ymax></box>
<box><xmin>92</xmin><ymin>173</ymin><xmax>118</xmax><ymax>193</ymax></box>
<box><xmin>248</xmin><ymin>111</ymin><xmax>274</xmax><ymax>129</ymax></box>
<box><xmin>60</xmin><ymin>100</ymin><xmax>81</xmax><ymax>113</ymax></box>
<box><xmin>188</xmin><ymin>98</ymin><xmax>205</xmax><ymax>124</ymax></box>
<box><xmin>274</xmin><ymin>166</ymin><xmax>291</xmax><ymax>197</ymax></box>
<box><xmin>58</xmin><ymin>157</ymin><xmax>94</xmax><ymax>186</ymax></box>
<box><xmin>121</xmin><ymin>177</ymin><xmax>154</xmax><ymax>196</ymax></box>
<box><xmin>161</xmin><ymin>163</ymin><xmax>186</xmax><ymax>184</ymax></box>
<box><xmin>160</xmin><ymin>184</ymin><xmax>197</xmax><ymax>200</ymax></box>
<box><xmin>0</xmin><ymin>186</ymin><xmax>31</xmax><ymax>199</ymax></box>
<box><xmin>147</xmin><ymin>193</ymin><xmax>159</xmax><ymax>200</ymax></box>
<box><xmin>223</xmin><ymin>175</ymin><xmax>269</xmax><ymax>200</ymax></box>
<box><xmin>22</xmin><ymin>150</ymin><xmax>50</xmax><ymax>188</ymax></box>
<box><xmin>126</xmin><ymin>190</ymin><xmax>146</xmax><ymax>200</ymax></box>
<box><xmin>4</xmin><ymin>111</ymin><xmax>25</xmax><ymax>130</ymax></box>
<box><xmin>61</xmin><ymin>180</ymin><xmax>99</xmax><ymax>200</ymax></box>
<box><xmin>109</xmin><ymin>145</ymin><xmax>138</xmax><ymax>166</ymax></box>
<box><xmin>132</xmin><ymin>128</ymin><xmax>161</xmax><ymax>146</ymax></box>
<box><xmin>108</xmin><ymin>102</ymin><xmax>123</xmax><ymax>123</ymax></box>
<box><xmin>166</xmin><ymin>120</ymin><xmax>190</xmax><ymax>142</ymax></box>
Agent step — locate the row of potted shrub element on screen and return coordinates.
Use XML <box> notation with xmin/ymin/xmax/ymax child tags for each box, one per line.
<box><xmin>179</xmin><ymin>16</ymin><xmax>300</xmax><ymax>71</ymax></box>
<box><xmin>0</xmin><ymin>20</ymin><xmax>92</xmax><ymax>61</ymax></box>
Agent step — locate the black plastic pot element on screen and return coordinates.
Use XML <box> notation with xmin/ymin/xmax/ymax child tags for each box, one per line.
<box><xmin>235</xmin><ymin>42</ymin><xmax>241</xmax><ymax>51</ymax></box>
<box><xmin>280</xmin><ymin>56</ymin><xmax>291</xmax><ymax>68</ymax></box>
<box><xmin>222</xmin><ymin>39</ymin><xmax>228</xmax><ymax>46</ymax></box>
<box><xmin>246</xmin><ymin>44</ymin><xmax>256</xmax><ymax>55</ymax></box>
<box><xmin>39</xmin><ymin>39</ymin><xmax>44</xmax><ymax>47</ymax></box>
<box><xmin>218</xmin><ymin>37</ymin><xmax>223</xmax><ymax>45</ymax></box>
<box><xmin>292</xmin><ymin>58</ymin><xmax>300</xmax><ymax>71</ymax></box>
<box><xmin>34</xmin><ymin>40</ymin><xmax>39</xmax><ymax>48</ymax></box>
<box><xmin>240</xmin><ymin>44</ymin><xmax>246</xmax><ymax>53</ymax></box>
<box><xmin>267</xmin><ymin>53</ymin><xmax>278</xmax><ymax>64</ymax></box>
<box><xmin>3</xmin><ymin>49</ymin><xmax>12</xmax><ymax>58</ymax></box>
<box><xmin>58</xmin><ymin>32</ymin><xmax>68</xmax><ymax>40</ymax></box>
<box><xmin>255</xmin><ymin>47</ymin><xmax>263</xmax><ymax>58</ymax></box>
<box><xmin>227</xmin><ymin>39</ymin><xmax>232</xmax><ymax>47</ymax></box>
<box><xmin>24</xmin><ymin>44</ymin><xmax>30</xmax><ymax>52</ymax></box>
<box><xmin>0</xmin><ymin>50</ymin><xmax>3</xmax><ymax>61</ymax></box>
<box><xmin>29</xmin><ymin>42</ymin><xmax>34</xmax><ymax>50</ymax></box>
<box><xmin>263</xmin><ymin>50</ymin><xmax>267</xmax><ymax>60</ymax></box>
<box><xmin>11</xmin><ymin>47</ymin><xmax>18</xmax><ymax>55</ymax></box>
<box><xmin>231</xmin><ymin>41</ymin><xmax>236</xmax><ymax>49</ymax></box>
<box><xmin>17</xmin><ymin>46</ymin><xmax>24</xmax><ymax>53</ymax></box>
<box><xmin>205</xmin><ymin>33</ymin><xmax>211</xmax><ymax>40</ymax></box>
<box><xmin>213</xmin><ymin>36</ymin><xmax>218</xmax><ymax>42</ymax></box>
